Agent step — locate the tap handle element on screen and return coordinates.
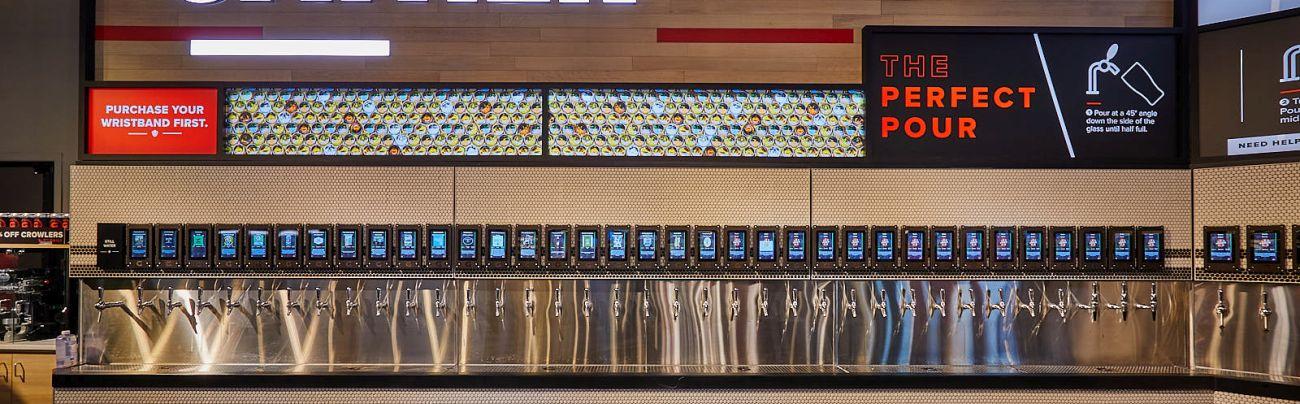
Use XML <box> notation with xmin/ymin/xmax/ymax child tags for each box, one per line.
<box><xmin>643</xmin><ymin>289</ymin><xmax>652</xmax><ymax>318</ymax></box>
<box><xmin>847</xmin><ymin>289</ymin><xmax>859</xmax><ymax>318</ymax></box>
<box><xmin>1260</xmin><ymin>290</ymin><xmax>1273</xmax><ymax>333</ymax></box>
<box><xmin>760</xmin><ymin>288</ymin><xmax>769</xmax><ymax>317</ymax></box>
<box><xmin>583</xmin><ymin>288</ymin><xmax>593</xmax><ymax>318</ymax></box>
<box><xmin>789</xmin><ymin>288</ymin><xmax>799</xmax><ymax>317</ymax></box>
<box><xmin>730</xmin><ymin>288</ymin><xmax>741</xmax><ymax>320</ymax></box>
<box><xmin>613</xmin><ymin>287</ymin><xmax>623</xmax><ymax>318</ymax></box>
<box><xmin>701</xmin><ymin>288</ymin><xmax>710</xmax><ymax>318</ymax></box>
<box><xmin>554</xmin><ymin>287</ymin><xmax>563</xmax><ymax>318</ymax></box>
<box><xmin>671</xmin><ymin>288</ymin><xmax>681</xmax><ymax>320</ymax></box>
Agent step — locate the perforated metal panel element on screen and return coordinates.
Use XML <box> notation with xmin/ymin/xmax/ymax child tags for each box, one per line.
<box><xmin>55</xmin><ymin>388</ymin><xmax>1215</xmax><ymax>404</ymax></box>
<box><xmin>812</xmin><ymin>169</ymin><xmax>1193</xmax><ymax>280</ymax></box>
<box><xmin>1193</xmin><ymin>162</ymin><xmax>1300</xmax><ymax>284</ymax></box>
<box><xmin>455</xmin><ymin>167</ymin><xmax>810</xmax><ymax>226</ymax></box>
<box><xmin>1214</xmin><ymin>391</ymin><xmax>1300</xmax><ymax>404</ymax></box>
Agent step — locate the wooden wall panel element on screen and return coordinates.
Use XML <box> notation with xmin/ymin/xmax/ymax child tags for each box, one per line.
<box><xmin>95</xmin><ymin>0</ymin><xmax>1173</xmax><ymax>84</ymax></box>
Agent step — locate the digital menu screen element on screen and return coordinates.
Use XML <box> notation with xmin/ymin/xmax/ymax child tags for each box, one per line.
<box><xmin>130</xmin><ymin>229</ymin><xmax>149</xmax><ymax>259</ymax></box>
<box><xmin>787</xmin><ymin>230</ymin><xmax>806</xmax><ymax>261</ymax></box>
<box><xmin>339</xmin><ymin>230</ymin><xmax>359</xmax><ymax>260</ymax></box>
<box><xmin>727</xmin><ymin>231</ymin><xmax>747</xmax><ymax>260</ymax></box>
<box><xmin>488</xmin><ymin>230</ymin><xmax>508</xmax><ymax>260</ymax></box>
<box><xmin>189</xmin><ymin>229</ymin><xmax>209</xmax><ymax>259</ymax></box>
<box><xmin>398</xmin><ymin>230</ymin><xmax>417</xmax><ymax>260</ymax></box>
<box><xmin>1251</xmin><ymin>231</ymin><xmax>1278</xmax><ymax>263</ymax></box>
<box><xmin>1024</xmin><ymin>231</ymin><xmax>1043</xmax><ymax>262</ymax></box>
<box><xmin>756</xmin><ymin>231</ymin><xmax>777</xmax><ymax>261</ymax></box>
<box><xmin>1053</xmin><ymin>232</ymin><xmax>1072</xmax><ymax>261</ymax></box>
<box><xmin>248</xmin><ymin>230</ymin><xmax>269</xmax><ymax>259</ymax></box>
<box><xmin>217</xmin><ymin>229</ymin><xmax>239</xmax><ymax>259</ymax></box>
<box><xmin>934</xmin><ymin>231</ymin><xmax>953</xmax><ymax>261</ymax></box>
<box><xmin>1208</xmin><ymin>232</ymin><xmax>1233</xmax><ymax>262</ymax></box>
<box><xmin>1114</xmin><ymin>232</ymin><xmax>1133</xmax><ymax>261</ymax></box>
<box><xmin>278</xmin><ymin>229</ymin><xmax>299</xmax><ymax>259</ymax></box>
<box><xmin>428</xmin><ymin>230</ymin><xmax>448</xmax><ymax>260</ymax></box>
<box><xmin>608</xmin><ymin>229</ymin><xmax>628</xmax><ymax>261</ymax></box>
<box><xmin>994</xmin><ymin>231</ymin><xmax>1013</xmax><ymax>261</ymax></box>
<box><xmin>368</xmin><ymin>230</ymin><xmax>388</xmax><ymax>260</ymax></box>
<box><xmin>548</xmin><ymin>230</ymin><xmax>567</xmax><ymax>260</ymax></box>
<box><xmin>548</xmin><ymin>88</ymin><xmax>865</xmax><ymax>158</ymax></box>
<box><xmin>459</xmin><ymin>230</ymin><xmax>478</xmax><ymax>260</ymax></box>
<box><xmin>846</xmin><ymin>231</ymin><xmax>865</xmax><ymax>261</ymax></box>
<box><xmin>1083</xmin><ymin>232</ymin><xmax>1102</xmax><ymax>262</ymax></box>
<box><xmin>1142</xmin><ymin>232</ymin><xmax>1162</xmax><ymax>261</ymax></box>
<box><xmin>698</xmin><ymin>231</ymin><xmax>717</xmax><ymax>260</ymax></box>
<box><xmin>668</xmin><ymin>230</ymin><xmax>687</xmax><ymax>260</ymax></box>
<box><xmin>518</xmin><ymin>230</ymin><xmax>538</xmax><ymax>260</ymax></box>
<box><xmin>578</xmin><ymin>231</ymin><xmax>598</xmax><ymax>261</ymax></box>
<box><xmin>159</xmin><ymin>229</ymin><xmax>178</xmax><ymax>259</ymax></box>
<box><xmin>875</xmin><ymin>231</ymin><xmax>894</xmax><ymax>261</ymax></box>
<box><xmin>816</xmin><ymin>231</ymin><xmax>835</xmax><ymax>261</ymax></box>
<box><xmin>638</xmin><ymin>230</ymin><xmax>657</xmax><ymax>261</ymax></box>
<box><xmin>224</xmin><ymin>88</ymin><xmax>543</xmax><ymax>156</ymax></box>
<box><xmin>965</xmin><ymin>231</ymin><xmax>984</xmax><ymax>261</ymax></box>
<box><xmin>905</xmin><ymin>231</ymin><xmax>925</xmax><ymax>261</ymax></box>
<box><xmin>307</xmin><ymin>229</ymin><xmax>328</xmax><ymax>259</ymax></box>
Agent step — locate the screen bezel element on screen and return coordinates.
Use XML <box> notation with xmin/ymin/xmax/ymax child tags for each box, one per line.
<box><xmin>989</xmin><ymin>226</ymin><xmax>1016</xmax><ymax>270</ymax></box>
<box><xmin>1136</xmin><ymin>226</ymin><xmax>1165</xmax><ymax>270</ymax></box>
<box><xmin>214</xmin><ymin>226</ymin><xmax>243</xmax><ymax>263</ymax></box>
<box><xmin>303</xmin><ymin>225</ymin><xmax>332</xmax><ymax>266</ymax></box>
<box><xmin>244</xmin><ymin>225</ymin><xmax>273</xmax><ymax>267</ymax></box>
<box><xmin>1048</xmin><ymin>226</ymin><xmax>1076</xmax><ymax>271</ymax></box>
<box><xmin>693</xmin><ymin>226</ymin><xmax>722</xmax><ymax>269</ymax></box>
<box><xmin>930</xmin><ymin>226</ymin><xmax>956</xmax><ymax>270</ymax></box>
<box><xmin>155</xmin><ymin>225</ymin><xmax>181</xmax><ymax>267</ymax></box>
<box><xmin>900</xmin><ymin>226</ymin><xmax>928</xmax><ymax>269</ymax></box>
<box><xmin>1245</xmin><ymin>225</ymin><xmax>1286</xmax><ymax>272</ymax></box>
<box><xmin>575</xmin><ymin>226</ymin><xmax>600</xmax><ymax>263</ymax></box>
<box><xmin>665</xmin><ymin>226</ymin><xmax>690</xmax><ymax>264</ymax></box>
<box><xmin>1108</xmin><ymin>226</ymin><xmax>1137</xmax><ymax>270</ymax></box>
<box><xmin>484</xmin><ymin>226</ymin><xmax>511</xmax><ymax>262</ymax></box>
<box><xmin>841</xmin><ymin>226</ymin><xmax>868</xmax><ymax>267</ymax></box>
<box><xmin>634</xmin><ymin>225</ymin><xmax>661</xmax><ymax>268</ymax></box>
<box><xmin>394</xmin><ymin>226</ymin><xmax>421</xmax><ymax>263</ymax></box>
<box><xmin>604</xmin><ymin>225</ymin><xmax>631</xmax><ymax>263</ymax></box>
<box><xmin>1079</xmin><ymin>226</ymin><xmax>1106</xmax><ymax>270</ymax></box>
<box><xmin>1019</xmin><ymin>227</ymin><xmax>1046</xmax><ymax>269</ymax></box>
<box><xmin>274</xmin><ymin>225</ymin><xmax>303</xmax><ymax>263</ymax></box>
<box><xmin>754</xmin><ymin>227</ymin><xmax>779</xmax><ymax>263</ymax></box>
<box><xmin>814</xmin><ymin>228</ymin><xmax>837</xmax><ymax>263</ymax></box>
<box><xmin>545</xmin><ymin>225</ymin><xmax>572</xmax><ymax>268</ymax></box>
<box><xmin>958</xmin><ymin>226</ymin><xmax>987</xmax><ymax>270</ymax></box>
<box><xmin>456</xmin><ymin>226</ymin><xmax>481</xmax><ymax>263</ymax></box>
<box><xmin>426</xmin><ymin>226</ymin><xmax>451</xmax><ymax>261</ymax></box>
<box><xmin>870</xmin><ymin>226</ymin><xmax>898</xmax><ymax>270</ymax></box>
<box><xmin>183</xmin><ymin>224</ymin><xmax>213</xmax><ymax>269</ymax></box>
<box><xmin>722</xmin><ymin>226</ymin><xmax>751</xmax><ymax>270</ymax></box>
<box><xmin>335</xmin><ymin>226</ymin><xmax>362</xmax><ymax>262</ymax></box>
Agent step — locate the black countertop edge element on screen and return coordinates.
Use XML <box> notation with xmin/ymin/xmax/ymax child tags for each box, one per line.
<box><xmin>55</xmin><ymin>372</ymin><xmax>1212</xmax><ymax>391</ymax></box>
<box><xmin>1212</xmin><ymin>377</ymin><xmax>1300</xmax><ymax>400</ymax></box>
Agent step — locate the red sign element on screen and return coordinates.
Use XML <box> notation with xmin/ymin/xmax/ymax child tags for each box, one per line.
<box><xmin>88</xmin><ymin>88</ymin><xmax>218</xmax><ymax>155</ymax></box>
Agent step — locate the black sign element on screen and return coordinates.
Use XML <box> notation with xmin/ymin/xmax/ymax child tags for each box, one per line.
<box><xmin>1199</xmin><ymin>12</ymin><xmax>1300</xmax><ymax>160</ymax></box>
<box><xmin>864</xmin><ymin>27</ymin><xmax>1181</xmax><ymax>167</ymax></box>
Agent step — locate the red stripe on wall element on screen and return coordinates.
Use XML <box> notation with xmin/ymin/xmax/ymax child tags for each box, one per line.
<box><xmin>95</xmin><ymin>26</ymin><xmax>264</xmax><ymax>41</ymax></box>
<box><xmin>657</xmin><ymin>28</ymin><xmax>853</xmax><ymax>44</ymax></box>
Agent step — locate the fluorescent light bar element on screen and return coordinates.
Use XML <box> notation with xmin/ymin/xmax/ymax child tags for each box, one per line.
<box><xmin>190</xmin><ymin>40</ymin><xmax>390</xmax><ymax>56</ymax></box>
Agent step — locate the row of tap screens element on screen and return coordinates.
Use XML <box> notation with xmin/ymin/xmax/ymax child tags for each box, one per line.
<box><xmin>101</xmin><ymin>224</ymin><xmax>1167</xmax><ymax>271</ymax></box>
<box><xmin>1203</xmin><ymin>225</ymin><xmax>1300</xmax><ymax>273</ymax></box>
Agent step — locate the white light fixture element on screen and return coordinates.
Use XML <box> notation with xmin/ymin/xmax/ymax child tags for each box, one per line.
<box><xmin>190</xmin><ymin>40</ymin><xmax>390</xmax><ymax>56</ymax></box>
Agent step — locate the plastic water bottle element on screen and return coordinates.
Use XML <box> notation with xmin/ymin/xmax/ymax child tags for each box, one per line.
<box><xmin>55</xmin><ymin>331</ymin><xmax>78</xmax><ymax>368</ymax></box>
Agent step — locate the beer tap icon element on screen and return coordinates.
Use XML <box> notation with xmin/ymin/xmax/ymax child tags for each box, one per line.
<box><xmin>1087</xmin><ymin>44</ymin><xmax>1121</xmax><ymax>95</ymax></box>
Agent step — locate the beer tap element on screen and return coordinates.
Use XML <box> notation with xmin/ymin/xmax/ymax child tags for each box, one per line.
<box><xmin>343</xmin><ymin>287</ymin><xmax>359</xmax><ymax>317</ymax></box>
<box><xmin>956</xmin><ymin>288</ymin><xmax>975</xmax><ymax>318</ymax></box>
<box><xmin>403</xmin><ymin>288</ymin><xmax>418</xmax><ymax>317</ymax></box>
<box><xmin>759</xmin><ymin>288</ymin><xmax>770</xmax><ymax>318</ymax></box>
<box><xmin>1076</xmin><ymin>282</ymin><xmax>1100</xmax><ymax>322</ymax></box>
<box><xmin>374</xmin><ymin>288</ymin><xmax>389</xmax><ymax>317</ymax></box>
<box><xmin>494</xmin><ymin>287</ymin><xmax>505</xmax><ymax>318</ymax></box>
<box><xmin>254</xmin><ymin>287</ymin><xmax>273</xmax><ymax>315</ymax></box>
<box><xmin>519</xmin><ymin>287</ymin><xmax>533</xmax><ymax>317</ymax></box>
<box><xmin>788</xmin><ymin>288</ymin><xmax>800</xmax><ymax>317</ymax></box>
<box><xmin>225</xmin><ymin>286</ymin><xmax>242</xmax><ymax>315</ymax></box>
<box><xmin>612</xmin><ymin>286</ymin><xmax>623</xmax><ymax>318</ymax></box>
<box><xmin>671</xmin><ymin>287</ymin><xmax>681</xmax><ymax>321</ymax></box>
<box><xmin>1105</xmin><ymin>282</ymin><xmax>1130</xmax><ymax>322</ymax></box>
<box><xmin>1134</xmin><ymin>283</ymin><xmax>1158</xmax><ymax>321</ymax></box>
<box><xmin>899</xmin><ymin>288</ymin><xmax>916</xmax><ymax>318</ymax></box>
<box><xmin>136</xmin><ymin>285</ymin><xmax>155</xmax><ymax>311</ymax></box>
<box><xmin>284</xmin><ymin>287</ymin><xmax>302</xmax><ymax>315</ymax></box>
<box><xmin>729</xmin><ymin>288</ymin><xmax>741</xmax><ymax>321</ymax></box>
<box><xmin>871</xmin><ymin>288</ymin><xmax>888</xmax><ymax>319</ymax></box>
<box><xmin>1046</xmin><ymin>288</ymin><xmax>1069</xmax><ymax>320</ymax></box>
<box><xmin>194</xmin><ymin>286</ymin><xmax>215</xmax><ymax>314</ymax></box>
<box><xmin>846</xmin><ymin>289</ymin><xmax>859</xmax><ymax>319</ymax></box>
<box><xmin>1259</xmin><ymin>290</ymin><xmax>1273</xmax><ymax>333</ymax></box>
<box><xmin>817</xmin><ymin>287</ymin><xmax>830</xmax><ymax>319</ymax></box>
<box><xmin>165</xmin><ymin>287</ymin><xmax>186</xmax><ymax>317</ymax></box>
<box><xmin>985</xmin><ymin>288</ymin><xmax>1007</xmax><ymax>319</ymax></box>
<box><xmin>94</xmin><ymin>287</ymin><xmax>127</xmax><ymax>312</ymax></box>
<box><xmin>929</xmin><ymin>288</ymin><xmax>946</xmax><ymax>318</ymax></box>
<box><xmin>1016</xmin><ymin>288</ymin><xmax>1038</xmax><ymax>318</ymax></box>
<box><xmin>464</xmin><ymin>285</ymin><xmax>476</xmax><ymax>316</ymax></box>
<box><xmin>553</xmin><ymin>286</ymin><xmax>564</xmax><ymax>318</ymax></box>
<box><xmin>433</xmin><ymin>288</ymin><xmax>446</xmax><ymax>317</ymax></box>
<box><xmin>642</xmin><ymin>287</ymin><xmax>652</xmax><ymax>318</ymax></box>
<box><xmin>699</xmin><ymin>288</ymin><xmax>710</xmax><ymax>318</ymax></box>
<box><xmin>312</xmin><ymin>287</ymin><xmax>330</xmax><ymax>315</ymax></box>
<box><xmin>583</xmin><ymin>288</ymin><xmax>593</xmax><ymax>318</ymax></box>
<box><xmin>1214</xmin><ymin>287</ymin><xmax>1229</xmax><ymax>330</ymax></box>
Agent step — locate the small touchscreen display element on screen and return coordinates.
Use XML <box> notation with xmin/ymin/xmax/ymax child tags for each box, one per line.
<box><xmin>189</xmin><ymin>229</ymin><xmax>209</xmax><ymax>259</ymax></box>
<box><xmin>339</xmin><ymin>230</ymin><xmax>358</xmax><ymax>260</ymax></box>
<box><xmin>698</xmin><ymin>231</ymin><xmax>717</xmax><ymax>260</ymax></box>
<box><xmin>1208</xmin><ymin>232</ymin><xmax>1233</xmax><ymax>262</ymax></box>
<box><xmin>965</xmin><ymin>231</ymin><xmax>984</xmax><ymax>261</ymax></box>
<box><xmin>368</xmin><ymin>230</ymin><xmax>388</xmax><ymax>260</ymax></box>
<box><xmin>608</xmin><ymin>229</ymin><xmax>628</xmax><ymax>261</ymax></box>
<box><xmin>1114</xmin><ymin>232</ymin><xmax>1133</xmax><ymax>261</ymax></box>
<box><xmin>787</xmin><ymin>231</ymin><xmax>806</xmax><ymax>261</ymax></box>
<box><xmin>875</xmin><ymin>231</ymin><xmax>895</xmax><ymax>261</ymax></box>
<box><xmin>1053</xmin><ymin>232</ymin><xmax>1072</xmax><ymax>261</ymax></box>
<box><xmin>218</xmin><ymin>229</ymin><xmax>239</xmax><ymax>260</ymax></box>
<box><xmin>756</xmin><ymin>231</ymin><xmax>777</xmax><ymax>261</ymax></box>
<box><xmin>130</xmin><ymin>230</ymin><xmax>149</xmax><ymax>259</ymax></box>
<box><xmin>1142</xmin><ymin>232</ymin><xmax>1162</xmax><ymax>261</ymax></box>
<box><xmin>159</xmin><ymin>229</ymin><xmax>178</xmax><ymax>259</ymax></box>
<box><xmin>727</xmin><ymin>231</ymin><xmax>746</xmax><ymax>260</ymax></box>
<box><xmin>307</xmin><ymin>229</ymin><xmax>328</xmax><ymax>259</ymax></box>
<box><xmin>994</xmin><ymin>231</ymin><xmax>1013</xmax><ymax>262</ymax></box>
<box><xmin>248</xmin><ymin>230</ymin><xmax>269</xmax><ymax>259</ymax></box>
<box><xmin>1083</xmin><ymin>232</ymin><xmax>1102</xmax><ymax>262</ymax></box>
<box><xmin>1251</xmin><ymin>232</ymin><xmax>1278</xmax><ymax>263</ymax></box>
<box><xmin>1023</xmin><ymin>231</ymin><xmax>1043</xmax><ymax>262</ymax></box>
<box><xmin>846</xmin><ymin>231</ymin><xmax>865</xmax><ymax>261</ymax></box>
<box><xmin>458</xmin><ymin>230</ymin><xmax>477</xmax><ymax>260</ymax></box>
<box><xmin>398</xmin><ymin>230</ymin><xmax>417</xmax><ymax>260</ymax></box>
<box><xmin>668</xmin><ymin>231</ymin><xmax>687</xmax><ymax>260</ymax></box>
<box><xmin>934</xmin><ymin>231</ymin><xmax>953</xmax><ymax>261</ymax></box>
<box><xmin>428</xmin><ymin>230</ymin><xmax>448</xmax><ymax>260</ymax></box>
<box><xmin>548</xmin><ymin>230</ymin><xmax>567</xmax><ymax>260</ymax></box>
<box><xmin>905</xmin><ymin>231</ymin><xmax>924</xmax><ymax>262</ymax></box>
<box><xmin>816</xmin><ymin>231</ymin><xmax>835</xmax><ymax>261</ymax></box>
<box><xmin>518</xmin><ymin>231</ymin><xmax>538</xmax><ymax>260</ymax></box>
<box><xmin>488</xmin><ymin>230</ymin><xmax>508</xmax><ymax>260</ymax></box>
<box><xmin>578</xmin><ymin>231</ymin><xmax>598</xmax><ymax>261</ymax></box>
<box><xmin>638</xmin><ymin>231</ymin><xmax>657</xmax><ymax>261</ymax></box>
<box><xmin>278</xmin><ymin>229</ymin><xmax>299</xmax><ymax>259</ymax></box>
